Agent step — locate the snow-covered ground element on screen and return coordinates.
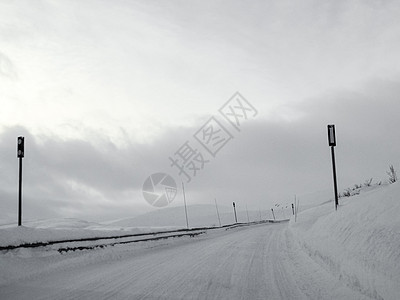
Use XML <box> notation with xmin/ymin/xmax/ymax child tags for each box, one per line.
<box><xmin>0</xmin><ymin>204</ymin><xmax>278</xmax><ymax>248</ymax></box>
<box><xmin>0</xmin><ymin>218</ymin><xmax>179</xmax><ymax>248</ymax></box>
<box><xmin>290</xmin><ymin>182</ymin><xmax>400</xmax><ymax>300</ymax></box>
<box><xmin>0</xmin><ymin>222</ymin><xmax>366</xmax><ymax>300</ymax></box>
<box><xmin>0</xmin><ymin>183</ymin><xmax>399</xmax><ymax>299</ymax></box>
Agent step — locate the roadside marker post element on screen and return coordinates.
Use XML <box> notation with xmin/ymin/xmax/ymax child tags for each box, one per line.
<box><xmin>17</xmin><ymin>136</ymin><xmax>24</xmax><ymax>226</ymax></box>
<box><xmin>182</xmin><ymin>182</ymin><xmax>189</xmax><ymax>229</ymax></box>
<box><xmin>232</xmin><ymin>202</ymin><xmax>238</xmax><ymax>223</ymax></box>
<box><xmin>327</xmin><ymin>125</ymin><xmax>339</xmax><ymax>210</ymax></box>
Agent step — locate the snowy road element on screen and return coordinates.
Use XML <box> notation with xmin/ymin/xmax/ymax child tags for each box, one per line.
<box><xmin>0</xmin><ymin>222</ymin><xmax>366</xmax><ymax>299</ymax></box>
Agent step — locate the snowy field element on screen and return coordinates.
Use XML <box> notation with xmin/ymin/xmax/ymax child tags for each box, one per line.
<box><xmin>0</xmin><ymin>183</ymin><xmax>399</xmax><ymax>299</ymax></box>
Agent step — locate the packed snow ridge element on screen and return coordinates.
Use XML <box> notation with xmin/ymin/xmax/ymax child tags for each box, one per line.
<box><xmin>290</xmin><ymin>182</ymin><xmax>400</xmax><ymax>300</ymax></box>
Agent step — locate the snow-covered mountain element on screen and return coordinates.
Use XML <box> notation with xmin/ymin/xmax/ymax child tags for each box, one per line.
<box><xmin>108</xmin><ymin>204</ymin><xmax>273</xmax><ymax>228</ymax></box>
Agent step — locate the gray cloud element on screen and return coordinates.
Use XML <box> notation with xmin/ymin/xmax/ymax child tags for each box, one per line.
<box><xmin>169</xmin><ymin>78</ymin><xmax>400</xmax><ymax>208</ymax></box>
<box><xmin>1</xmin><ymin>78</ymin><xmax>400</xmax><ymax>224</ymax></box>
<box><xmin>0</xmin><ymin>124</ymin><xmax>195</xmax><ymax>223</ymax></box>
<box><xmin>0</xmin><ymin>51</ymin><xmax>17</xmax><ymax>79</ymax></box>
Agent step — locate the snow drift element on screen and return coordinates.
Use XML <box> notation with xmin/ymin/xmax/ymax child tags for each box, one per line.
<box><xmin>290</xmin><ymin>183</ymin><xmax>400</xmax><ymax>299</ymax></box>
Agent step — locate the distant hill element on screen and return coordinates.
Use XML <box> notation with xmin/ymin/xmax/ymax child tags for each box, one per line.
<box><xmin>109</xmin><ymin>204</ymin><xmax>271</xmax><ymax>228</ymax></box>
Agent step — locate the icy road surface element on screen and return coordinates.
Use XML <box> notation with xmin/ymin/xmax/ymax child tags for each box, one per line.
<box><xmin>0</xmin><ymin>223</ymin><xmax>366</xmax><ymax>299</ymax></box>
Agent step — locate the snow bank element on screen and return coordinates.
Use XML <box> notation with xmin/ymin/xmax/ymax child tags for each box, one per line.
<box><xmin>290</xmin><ymin>183</ymin><xmax>400</xmax><ymax>300</ymax></box>
<box><xmin>0</xmin><ymin>204</ymin><xmax>271</xmax><ymax>247</ymax></box>
<box><xmin>0</xmin><ymin>218</ymin><xmax>167</xmax><ymax>247</ymax></box>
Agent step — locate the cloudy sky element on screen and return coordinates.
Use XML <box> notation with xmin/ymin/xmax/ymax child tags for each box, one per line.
<box><xmin>1</xmin><ymin>0</ymin><xmax>400</xmax><ymax>223</ymax></box>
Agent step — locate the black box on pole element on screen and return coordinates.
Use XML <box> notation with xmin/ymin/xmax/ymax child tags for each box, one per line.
<box><xmin>17</xmin><ymin>136</ymin><xmax>24</xmax><ymax>158</ymax></box>
<box><xmin>327</xmin><ymin>125</ymin><xmax>336</xmax><ymax>147</ymax></box>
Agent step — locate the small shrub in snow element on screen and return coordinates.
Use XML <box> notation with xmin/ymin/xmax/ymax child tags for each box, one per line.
<box><xmin>387</xmin><ymin>165</ymin><xmax>397</xmax><ymax>184</ymax></box>
<box><xmin>364</xmin><ymin>178</ymin><xmax>373</xmax><ymax>187</ymax></box>
<box><xmin>343</xmin><ymin>188</ymin><xmax>352</xmax><ymax>197</ymax></box>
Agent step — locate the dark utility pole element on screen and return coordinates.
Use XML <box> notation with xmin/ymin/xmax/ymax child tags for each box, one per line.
<box><xmin>328</xmin><ymin>125</ymin><xmax>339</xmax><ymax>210</ymax></box>
<box><xmin>17</xmin><ymin>136</ymin><xmax>24</xmax><ymax>226</ymax></box>
<box><xmin>232</xmin><ymin>202</ymin><xmax>238</xmax><ymax>223</ymax></box>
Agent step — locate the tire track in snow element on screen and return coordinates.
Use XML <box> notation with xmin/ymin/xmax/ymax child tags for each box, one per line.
<box><xmin>0</xmin><ymin>222</ymin><xmax>367</xmax><ymax>299</ymax></box>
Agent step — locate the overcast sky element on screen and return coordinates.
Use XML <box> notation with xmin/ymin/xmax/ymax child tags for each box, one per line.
<box><xmin>1</xmin><ymin>0</ymin><xmax>400</xmax><ymax>223</ymax></box>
